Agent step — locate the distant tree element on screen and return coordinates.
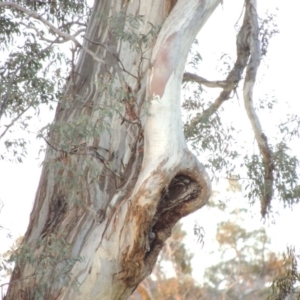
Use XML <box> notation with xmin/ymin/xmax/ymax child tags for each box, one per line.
<box><xmin>202</xmin><ymin>205</ymin><xmax>286</xmax><ymax>300</ymax></box>
<box><xmin>269</xmin><ymin>247</ymin><xmax>300</xmax><ymax>300</ymax></box>
<box><xmin>130</xmin><ymin>195</ymin><xmax>296</xmax><ymax>300</ymax></box>
<box><xmin>130</xmin><ymin>223</ymin><xmax>203</xmax><ymax>300</ymax></box>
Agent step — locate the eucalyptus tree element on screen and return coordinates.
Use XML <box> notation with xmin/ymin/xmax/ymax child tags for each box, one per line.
<box><xmin>0</xmin><ymin>0</ymin><xmax>297</xmax><ymax>299</ymax></box>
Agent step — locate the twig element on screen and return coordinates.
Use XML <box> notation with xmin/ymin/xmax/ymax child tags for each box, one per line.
<box><xmin>0</xmin><ymin>274</ymin><xmax>35</xmax><ymax>289</ymax></box>
<box><xmin>116</xmin><ymin>110</ymin><xmax>141</xmax><ymax>126</ymax></box>
<box><xmin>0</xmin><ymin>105</ymin><xmax>32</xmax><ymax>140</ymax></box>
<box><xmin>82</xmin><ymin>36</ymin><xmax>138</xmax><ymax>80</ymax></box>
<box><xmin>20</xmin><ymin>21</ymin><xmax>85</xmax><ymax>43</ymax></box>
<box><xmin>82</xmin><ymin>35</ymin><xmax>138</xmax><ymax>95</ymax></box>
<box><xmin>42</xmin><ymin>137</ymin><xmax>122</xmax><ymax>177</ymax></box>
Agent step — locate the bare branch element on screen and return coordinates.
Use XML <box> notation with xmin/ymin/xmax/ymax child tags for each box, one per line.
<box><xmin>116</xmin><ymin>110</ymin><xmax>141</xmax><ymax>126</ymax></box>
<box><xmin>20</xmin><ymin>21</ymin><xmax>85</xmax><ymax>44</ymax></box>
<box><xmin>243</xmin><ymin>0</ymin><xmax>274</xmax><ymax>217</ymax></box>
<box><xmin>58</xmin><ymin>20</ymin><xmax>87</xmax><ymax>30</ymax></box>
<box><xmin>0</xmin><ymin>2</ymin><xmax>104</xmax><ymax>64</ymax></box>
<box><xmin>185</xmin><ymin>4</ymin><xmax>252</xmax><ymax>127</ymax></box>
<box><xmin>183</xmin><ymin>72</ymin><xmax>228</xmax><ymax>88</ymax></box>
<box><xmin>183</xmin><ymin>0</ymin><xmax>274</xmax><ymax>216</ymax></box>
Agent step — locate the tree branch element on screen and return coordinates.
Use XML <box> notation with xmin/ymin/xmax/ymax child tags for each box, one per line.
<box><xmin>20</xmin><ymin>21</ymin><xmax>85</xmax><ymax>43</ymax></box>
<box><xmin>184</xmin><ymin>2</ymin><xmax>253</xmax><ymax>130</ymax></box>
<box><xmin>0</xmin><ymin>2</ymin><xmax>104</xmax><ymax>64</ymax></box>
<box><xmin>82</xmin><ymin>35</ymin><xmax>138</xmax><ymax>92</ymax></box>
<box><xmin>184</xmin><ymin>0</ymin><xmax>274</xmax><ymax>216</ymax></box>
<box><xmin>0</xmin><ymin>105</ymin><xmax>32</xmax><ymax>140</ymax></box>
<box><xmin>243</xmin><ymin>0</ymin><xmax>274</xmax><ymax>217</ymax></box>
<box><xmin>183</xmin><ymin>72</ymin><xmax>228</xmax><ymax>88</ymax></box>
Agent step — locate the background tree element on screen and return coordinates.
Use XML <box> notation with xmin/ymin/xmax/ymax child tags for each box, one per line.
<box><xmin>130</xmin><ymin>223</ymin><xmax>203</xmax><ymax>300</ymax></box>
<box><xmin>0</xmin><ymin>0</ymin><xmax>299</xmax><ymax>299</ymax></box>
<box><xmin>269</xmin><ymin>248</ymin><xmax>300</xmax><ymax>300</ymax></box>
<box><xmin>130</xmin><ymin>192</ymin><xmax>295</xmax><ymax>300</ymax></box>
<box><xmin>202</xmin><ymin>205</ymin><xmax>286</xmax><ymax>300</ymax></box>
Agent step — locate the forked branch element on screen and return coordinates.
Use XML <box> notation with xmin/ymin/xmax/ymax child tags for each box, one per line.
<box><xmin>183</xmin><ymin>1</ymin><xmax>253</xmax><ymax>126</ymax></box>
<box><xmin>183</xmin><ymin>0</ymin><xmax>273</xmax><ymax>216</ymax></box>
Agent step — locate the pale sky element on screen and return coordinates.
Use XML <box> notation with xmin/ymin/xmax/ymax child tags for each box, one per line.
<box><xmin>1</xmin><ymin>0</ymin><xmax>300</xmax><ymax>290</ymax></box>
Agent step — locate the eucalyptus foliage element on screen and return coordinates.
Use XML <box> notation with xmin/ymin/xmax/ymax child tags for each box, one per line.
<box><xmin>0</xmin><ymin>0</ymin><xmax>91</xmax><ymax>160</ymax></box>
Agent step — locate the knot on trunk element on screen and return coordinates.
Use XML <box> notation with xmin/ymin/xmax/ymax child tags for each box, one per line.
<box><xmin>146</xmin><ymin>174</ymin><xmax>201</xmax><ymax>254</ymax></box>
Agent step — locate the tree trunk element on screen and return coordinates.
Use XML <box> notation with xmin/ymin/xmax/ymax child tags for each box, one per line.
<box><xmin>6</xmin><ymin>0</ymin><xmax>220</xmax><ymax>299</ymax></box>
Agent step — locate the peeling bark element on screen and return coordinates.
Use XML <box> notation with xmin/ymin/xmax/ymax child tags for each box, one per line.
<box><xmin>5</xmin><ymin>0</ymin><xmax>221</xmax><ymax>299</ymax></box>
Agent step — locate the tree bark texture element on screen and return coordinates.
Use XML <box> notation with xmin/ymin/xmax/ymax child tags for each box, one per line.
<box><xmin>6</xmin><ymin>0</ymin><xmax>221</xmax><ymax>299</ymax></box>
